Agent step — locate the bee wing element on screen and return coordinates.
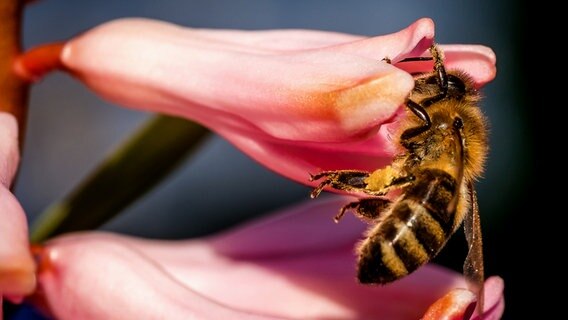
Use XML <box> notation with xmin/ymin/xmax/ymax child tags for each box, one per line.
<box><xmin>463</xmin><ymin>182</ymin><xmax>485</xmax><ymax>311</ymax></box>
<box><xmin>449</xmin><ymin>122</ymin><xmax>485</xmax><ymax>310</ymax></box>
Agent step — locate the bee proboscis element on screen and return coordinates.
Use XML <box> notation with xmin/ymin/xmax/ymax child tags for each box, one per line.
<box><xmin>310</xmin><ymin>44</ymin><xmax>488</xmax><ymax>308</ymax></box>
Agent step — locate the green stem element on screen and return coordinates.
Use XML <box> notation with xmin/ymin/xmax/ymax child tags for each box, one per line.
<box><xmin>31</xmin><ymin>115</ymin><xmax>210</xmax><ymax>243</ymax></box>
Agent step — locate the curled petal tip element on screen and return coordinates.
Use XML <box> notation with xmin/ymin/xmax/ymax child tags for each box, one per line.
<box><xmin>422</xmin><ymin>289</ymin><xmax>477</xmax><ymax>320</ymax></box>
<box><xmin>15</xmin><ymin>43</ymin><xmax>65</xmax><ymax>82</ymax></box>
<box><xmin>333</xmin><ymin>17</ymin><xmax>434</xmax><ymax>62</ymax></box>
<box><xmin>422</xmin><ymin>276</ymin><xmax>505</xmax><ymax>320</ymax></box>
<box><xmin>474</xmin><ymin>276</ymin><xmax>505</xmax><ymax>320</ymax></box>
<box><xmin>411</xmin><ymin>17</ymin><xmax>436</xmax><ymax>38</ymax></box>
<box><xmin>437</xmin><ymin>44</ymin><xmax>497</xmax><ymax>86</ymax></box>
<box><xmin>398</xmin><ymin>17</ymin><xmax>435</xmax><ymax>58</ymax></box>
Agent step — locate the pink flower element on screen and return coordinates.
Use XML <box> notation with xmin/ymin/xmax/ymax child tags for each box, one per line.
<box><xmin>15</xmin><ymin>17</ymin><xmax>496</xmax><ymax>184</ymax></box>
<box><xmin>32</xmin><ymin>197</ymin><xmax>504</xmax><ymax>320</ymax></box>
<box><xmin>3</xmin><ymin>17</ymin><xmax>503</xmax><ymax>319</ymax></box>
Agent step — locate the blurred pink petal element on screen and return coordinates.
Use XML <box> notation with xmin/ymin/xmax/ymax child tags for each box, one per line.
<box><xmin>35</xmin><ymin>235</ymin><xmax>269</xmax><ymax>319</ymax></box>
<box><xmin>35</xmin><ymin>197</ymin><xmax>503</xmax><ymax>320</ymax></box>
<box><xmin>0</xmin><ymin>113</ymin><xmax>20</xmax><ymax>187</ymax></box>
<box><xmin>0</xmin><ymin>112</ymin><xmax>36</xmax><ymax>300</ymax></box>
<box><xmin>15</xmin><ymin>18</ymin><xmax>496</xmax><ymax>184</ymax></box>
<box><xmin>473</xmin><ymin>277</ymin><xmax>505</xmax><ymax>320</ymax></box>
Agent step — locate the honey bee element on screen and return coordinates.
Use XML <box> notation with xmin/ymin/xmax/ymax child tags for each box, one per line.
<box><xmin>309</xmin><ymin>44</ymin><xmax>487</xmax><ymax>303</ymax></box>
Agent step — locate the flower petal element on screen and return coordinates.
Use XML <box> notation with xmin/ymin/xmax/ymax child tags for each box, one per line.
<box><xmin>185</xmin><ymin>28</ymin><xmax>364</xmax><ymax>51</ymax></box>
<box><xmin>0</xmin><ymin>113</ymin><xmax>20</xmax><ymax>187</ymax></box>
<box><xmin>473</xmin><ymin>276</ymin><xmax>505</xmax><ymax>320</ymax></box>
<box><xmin>421</xmin><ymin>276</ymin><xmax>505</xmax><ymax>320</ymax></box>
<box><xmin>35</xmin><ymin>198</ymin><xmax>502</xmax><ymax>320</ymax></box>
<box><xmin>421</xmin><ymin>288</ymin><xmax>476</xmax><ymax>320</ymax></box>
<box><xmin>134</xmin><ymin>196</ymin><xmax>365</xmax><ymax>259</ymax></box>
<box><xmin>56</xmin><ymin>18</ymin><xmax>415</xmax><ymax>141</ymax></box>
<box><xmin>330</xmin><ymin>17</ymin><xmax>435</xmax><ymax>62</ymax></box>
<box><xmin>0</xmin><ymin>113</ymin><xmax>36</xmax><ymax>299</ymax></box>
<box><xmin>35</xmin><ymin>237</ymin><xmax>270</xmax><ymax>320</ymax></box>
<box><xmin>394</xmin><ymin>44</ymin><xmax>497</xmax><ymax>87</ymax></box>
<box><xmin>441</xmin><ymin>45</ymin><xmax>497</xmax><ymax>86</ymax></box>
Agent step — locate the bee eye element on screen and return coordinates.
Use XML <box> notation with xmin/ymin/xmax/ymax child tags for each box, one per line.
<box><xmin>447</xmin><ymin>75</ymin><xmax>466</xmax><ymax>94</ymax></box>
<box><xmin>453</xmin><ymin>117</ymin><xmax>464</xmax><ymax>129</ymax></box>
<box><xmin>425</xmin><ymin>76</ymin><xmax>438</xmax><ymax>85</ymax></box>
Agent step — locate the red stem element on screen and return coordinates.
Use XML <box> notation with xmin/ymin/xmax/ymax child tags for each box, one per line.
<box><xmin>0</xmin><ymin>0</ymin><xmax>29</xmax><ymax>148</ymax></box>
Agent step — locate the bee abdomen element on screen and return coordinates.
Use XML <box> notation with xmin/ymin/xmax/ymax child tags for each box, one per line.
<box><xmin>357</xmin><ymin>169</ymin><xmax>458</xmax><ymax>284</ymax></box>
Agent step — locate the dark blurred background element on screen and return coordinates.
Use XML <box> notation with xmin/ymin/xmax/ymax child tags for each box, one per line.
<box><xmin>10</xmin><ymin>1</ymin><xmax>526</xmax><ymax>319</ymax></box>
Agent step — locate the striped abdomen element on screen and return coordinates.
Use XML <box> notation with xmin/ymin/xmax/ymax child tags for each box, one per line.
<box><xmin>357</xmin><ymin>168</ymin><xmax>460</xmax><ymax>284</ymax></box>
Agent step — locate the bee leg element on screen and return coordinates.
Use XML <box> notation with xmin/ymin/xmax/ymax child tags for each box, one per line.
<box><xmin>383</xmin><ymin>56</ymin><xmax>433</xmax><ymax>64</ymax></box>
<box><xmin>309</xmin><ymin>170</ymin><xmax>370</xmax><ymax>198</ymax></box>
<box><xmin>335</xmin><ymin>198</ymin><xmax>391</xmax><ymax>223</ymax></box>
<box><xmin>420</xmin><ymin>44</ymin><xmax>449</xmax><ymax>107</ymax></box>
<box><xmin>310</xmin><ymin>166</ymin><xmax>415</xmax><ymax>198</ymax></box>
<box><xmin>366</xmin><ymin>165</ymin><xmax>414</xmax><ymax>191</ymax></box>
<box><xmin>402</xmin><ymin>44</ymin><xmax>455</xmax><ymax>142</ymax></box>
<box><xmin>396</xmin><ymin>56</ymin><xmax>433</xmax><ymax>63</ymax></box>
<box><xmin>401</xmin><ymin>99</ymin><xmax>432</xmax><ymax>141</ymax></box>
